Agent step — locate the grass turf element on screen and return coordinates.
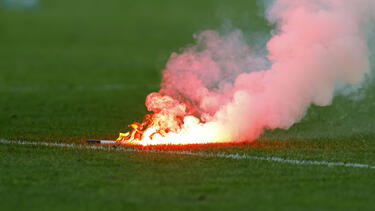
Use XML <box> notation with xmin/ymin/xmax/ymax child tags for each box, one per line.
<box><xmin>1</xmin><ymin>143</ymin><xmax>375</xmax><ymax>211</ymax></box>
<box><xmin>0</xmin><ymin>0</ymin><xmax>375</xmax><ymax>210</ymax></box>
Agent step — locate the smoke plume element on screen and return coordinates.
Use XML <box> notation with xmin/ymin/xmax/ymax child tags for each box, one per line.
<box><xmin>143</xmin><ymin>0</ymin><xmax>375</xmax><ymax>143</ymax></box>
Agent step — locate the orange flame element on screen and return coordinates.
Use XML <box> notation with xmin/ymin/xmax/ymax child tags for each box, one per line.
<box><xmin>116</xmin><ymin>114</ymin><xmax>230</xmax><ymax>146</ymax></box>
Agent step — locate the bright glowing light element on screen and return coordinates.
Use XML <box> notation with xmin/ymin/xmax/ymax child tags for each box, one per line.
<box><xmin>117</xmin><ymin>115</ymin><xmax>231</xmax><ymax>146</ymax></box>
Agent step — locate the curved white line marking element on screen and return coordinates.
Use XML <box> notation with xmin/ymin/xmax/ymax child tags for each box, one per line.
<box><xmin>1</xmin><ymin>139</ymin><xmax>374</xmax><ymax>169</ymax></box>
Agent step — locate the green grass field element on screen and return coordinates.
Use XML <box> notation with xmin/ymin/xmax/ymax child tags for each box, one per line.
<box><xmin>1</xmin><ymin>0</ymin><xmax>375</xmax><ymax>210</ymax></box>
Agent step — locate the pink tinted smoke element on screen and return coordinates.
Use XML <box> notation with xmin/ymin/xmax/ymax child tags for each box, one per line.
<box><xmin>145</xmin><ymin>0</ymin><xmax>373</xmax><ymax>142</ymax></box>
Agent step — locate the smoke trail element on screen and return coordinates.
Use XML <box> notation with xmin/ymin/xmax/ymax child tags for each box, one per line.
<box><xmin>143</xmin><ymin>0</ymin><xmax>375</xmax><ymax>143</ymax></box>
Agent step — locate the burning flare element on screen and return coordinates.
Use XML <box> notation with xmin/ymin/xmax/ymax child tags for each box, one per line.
<box><xmin>117</xmin><ymin>0</ymin><xmax>374</xmax><ymax>146</ymax></box>
<box><xmin>117</xmin><ymin>114</ymin><xmax>230</xmax><ymax>146</ymax></box>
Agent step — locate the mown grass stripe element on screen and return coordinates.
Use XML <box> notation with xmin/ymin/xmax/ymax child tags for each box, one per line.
<box><xmin>1</xmin><ymin>139</ymin><xmax>374</xmax><ymax>170</ymax></box>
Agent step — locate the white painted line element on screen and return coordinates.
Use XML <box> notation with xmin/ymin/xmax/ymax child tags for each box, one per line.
<box><xmin>1</xmin><ymin>139</ymin><xmax>374</xmax><ymax>170</ymax></box>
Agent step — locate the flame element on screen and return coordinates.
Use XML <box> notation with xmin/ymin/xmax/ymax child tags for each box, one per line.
<box><xmin>116</xmin><ymin>114</ymin><xmax>230</xmax><ymax>146</ymax></box>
